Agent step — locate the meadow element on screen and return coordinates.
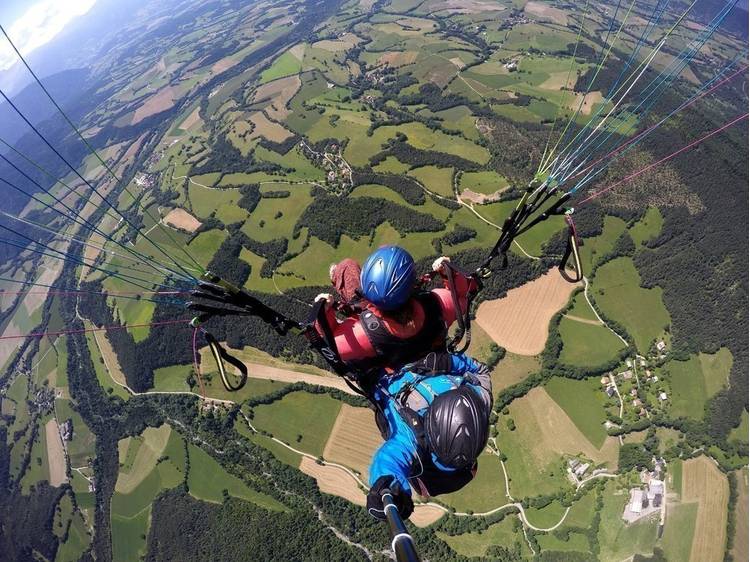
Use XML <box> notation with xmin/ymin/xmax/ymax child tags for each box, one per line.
<box><xmin>558</xmin><ymin>316</ymin><xmax>626</xmax><ymax>367</ymax></box>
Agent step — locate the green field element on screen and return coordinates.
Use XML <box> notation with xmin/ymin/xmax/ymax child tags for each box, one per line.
<box><xmin>438</xmin><ymin>516</ymin><xmax>529</xmax><ymax>558</ymax></box>
<box><xmin>558</xmin><ymin>316</ymin><xmax>626</xmax><ymax>367</ymax></box>
<box><xmin>440</xmin><ymin>451</ymin><xmax>508</xmax><ymax>512</ymax></box>
<box><xmin>598</xmin><ymin>481</ymin><xmax>659</xmax><ymax>562</ymax></box>
<box><xmin>629</xmin><ymin>208</ymin><xmax>663</xmax><ymax>246</ymax></box>
<box><xmin>186</xmin><ymin>442</ymin><xmax>285</xmax><ymax>510</ymax></box>
<box><xmin>592</xmin><ymin>257</ymin><xmax>670</xmax><ymax>352</ymax></box>
<box><xmin>459</xmin><ymin>170</ymin><xmax>510</xmax><ymax>196</ymax></box>
<box><xmin>21</xmin><ymin>417</ymin><xmax>49</xmax><ymax>492</ymax></box>
<box><xmin>111</xmin><ymin>506</ymin><xmax>151</xmax><ymax>562</ymax></box>
<box><xmin>251</xmin><ymin>391</ymin><xmax>341</xmax><ymax>457</ymax></box>
<box><xmin>566</xmin><ymin>291</ymin><xmax>598</xmax><ymax>321</ymax></box>
<box><xmin>56</xmin><ymin>399</ymin><xmax>97</xmax><ymax>467</ymax></box>
<box><xmin>580</xmin><ymin>216</ymin><xmax>628</xmax><ymax>272</ymax></box>
<box><xmin>537</xmin><ymin>531</ymin><xmax>590</xmax><ymax>553</ymax></box>
<box><xmin>730</xmin><ymin>410</ymin><xmax>748</xmax><ymax>444</ymax></box>
<box><xmin>407</xmin><ymin>165</ymin><xmax>454</xmax><ymax>198</ymax></box>
<box><xmin>260</xmin><ymin>51</ymin><xmax>303</xmax><ymax>83</ymax></box>
<box><xmin>666</xmin><ymin>353</ymin><xmax>724</xmax><ymax>420</ymax></box>
<box><xmin>85</xmin><ymin>331</ymin><xmax>129</xmax><ymax>399</ymax></box>
<box><xmin>524</xmin><ymin>500</ymin><xmax>568</xmax><ymax>529</ymax></box>
<box><xmin>698</xmin><ymin>347</ymin><xmax>732</xmax><ymax>397</ymax></box>
<box><xmin>545</xmin><ymin>377</ymin><xmax>608</xmax><ymax>448</ymax></box>
<box><xmin>659</xmin><ymin>501</ymin><xmax>698</xmax><ymax>562</ymax></box>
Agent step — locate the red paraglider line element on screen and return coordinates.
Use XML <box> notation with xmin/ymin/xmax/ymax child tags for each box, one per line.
<box><xmin>0</xmin><ymin>290</ymin><xmax>189</xmax><ymax>297</ymax></box>
<box><xmin>0</xmin><ymin>319</ymin><xmax>191</xmax><ymax>340</ymax></box>
<box><xmin>578</xmin><ymin>112</ymin><xmax>748</xmax><ymax>205</ymax></box>
<box><xmin>571</xmin><ymin>65</ymin><xmax>748</xmax><ymax>181</ymax></box>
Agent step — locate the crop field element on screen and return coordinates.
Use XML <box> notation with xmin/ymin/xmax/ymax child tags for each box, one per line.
<box><xmin>115</xmin><ymin>424</ymin><xmax>172</xmax><ymax>494</ymax></box>
<box><xmin>682</xmin><ymin>456</ymin><xmax>729</xmax><ymax>562</ymax></box>
<box><xmin>251</xmin><ymin>391</ymin><xmax>342</xmax><ymax>456</ymax></box>
<box><xmin>322</xmin><ymin>404</ymin><xmax>383</xmax><ymax>481</ymax></box>
<box><xmin>45</xmin><ymin>419</ymin><xmax>67</xmax><ymax>486</ymax></box>
<box><xmin>731</xmin><ymin>467</ymin><xmax>748</xmax><ymax>562</ymax></box>
<box><xmin>545</xmin><ymin>376</ymin><xmax>608</xmax><ymax>448</ymax></box>
<box><xmin>490</xmin><ymin>352</ymin><xmax>539</xmax><ymax>396</ymax></box>
<box><xmin>476</xmin><ymin>269</ymin><xmax>580</xmax><ymax>355</ymax></box>
<box><xmin>592</xmin><ymin>257</ymin><xmax>670</xmax><ymax>352</ymax></box>
<box><xmin>298</xmin><ymin>456</ymin><xmax>365</xmax><ymax>506</ymax></box>
<box><xmin>558</xmin><ymin>316</ymin><xmax>626</xmax><ymax>367</ymax></box>
<box><xmin>163</xmin><ymin>207</ymin><xmax>202</xmax><ymax>232</ymax></box>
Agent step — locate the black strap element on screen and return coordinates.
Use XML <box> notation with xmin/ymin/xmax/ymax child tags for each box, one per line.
<box><xmin>442</xmin><ymin>262</ymin><xmax>479</xmax><ymax>354</ymax></box>
<box><xmin>558</xmin><ymin>214</ymin><xmax>583</xmax><ymax>283</ymax></box>
<box><xmin>203</xmin><ymin>332</ymin><xmax>248</xmax><ymax>391</ymax></box>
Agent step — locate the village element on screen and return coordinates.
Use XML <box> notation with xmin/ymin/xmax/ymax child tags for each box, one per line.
<box><xmin>298</xmin><ymin>138</ymin><xmax>353</xmax><ymax>194</ymax></box>
<box><xmin>600</xmin><ymin>339</ymin><xmax>671</xmax><ymax>427</ymax></box>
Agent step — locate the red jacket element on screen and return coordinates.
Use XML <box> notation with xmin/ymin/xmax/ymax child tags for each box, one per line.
<box><xmin>318</xmin><ymin>268</ymin><xmax>478</xmax><ymax>370</ymax></box>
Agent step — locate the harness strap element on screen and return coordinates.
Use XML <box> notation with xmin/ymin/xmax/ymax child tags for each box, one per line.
<box><xmin>558</xmin><ymin>214</ymin><xmax>583</xmax><ymax>283</ymax></box>
<box><xmin>442</xmin><ymin>263</ymin><xmax>480</xmax><ymax>354</ymax></box>
<box><xmin>203</xmin><ymin>332</ymin><xmax>248</xmax><ymax>391</ymax></box>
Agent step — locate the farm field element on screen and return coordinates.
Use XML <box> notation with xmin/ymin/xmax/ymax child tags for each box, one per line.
<box><xmin>476</xmin><ymin>269</ymin><xmax>580</xmax><ymax>355</ymax></box>
<box><xmin>731</xmin><ymin>467</ymin><xmax>748</xmax><ymax>562</ymax></box>
<box><xmin>490</xmin><ymin>352</ymin><xmax>539</xmax><ymax>396</ymax></box>
<box><xmin>251</xmin><ymin>391</ymin><xmax>342</xmax><ymax>456</ymax></box>
<box><xmin>666</xmin><ymin>351</ymin><xmax>731</xmax><ymax>420</ymax></box>
<box><xmin>322</xmin><ymin>404</ymin><xmax>383</xmax><ymax>481</ymax></box>
<box><xmin>438</xmin><ymin>517</ymin><xmax>529</xmax><ymax>558</ymax></box>
<box><xmin>544</xmin><ymin>376</ymin><xmax>609</xmax><ymax>449</ymax></box>
<box><xmin>682</xmin><ymin>456</ymin><xmax>729</xmax><ymax>562</ymax></box>
<box><xmin>598</xmin><ymin>481</ymin><xmax>659</xmax><ymax>562</ymax></box>
<box><xmin>660</xmin><ymin>501</ymin><xmax>698</xmax><ymax>562</ymax></box>
<box><xmin>558</xmin><ymin>315</ymin><xmax>626</xmax><ymax>367</ymax></box>
<box><xmin>439</xmin><ymin>451</ymin><xmax>507</xmax><ymax>512</ymax></box>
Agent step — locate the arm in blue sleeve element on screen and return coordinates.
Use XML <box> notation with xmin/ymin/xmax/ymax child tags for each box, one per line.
<box><xmin>368</xmin><ymin>430</ymin><xmax>417</xmax><ymax>495</ymax></box>
<box><xmin>450</xmin><ymin>352</ymin><xmax>483</xmax><ymax>374</ymax></box>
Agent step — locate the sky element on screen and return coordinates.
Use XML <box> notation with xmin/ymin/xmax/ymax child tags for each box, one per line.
<box><xmin>0</xmin><ymin>0</ymin><xmax>98</xmax><ymax>71</ymax></box>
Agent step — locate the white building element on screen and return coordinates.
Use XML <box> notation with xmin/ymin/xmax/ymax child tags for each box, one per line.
<box><xmin>574</xmin><ymin>463</ymin><xmax>590</xmax><ymax>478</ymax></box>
<box><xmin>656</xmin><ymin>340</ymin><xmax>666</xmax><ymax>351</ymax></box>
<box><xmin>630</xmin><ymin>489</ymin><xmax>644</xmax><ymax>513</ymax></box>
<box><xmin>659</xmin><ymin>392</ymin><xmax>668</xmax><ymax>401</ymax></box>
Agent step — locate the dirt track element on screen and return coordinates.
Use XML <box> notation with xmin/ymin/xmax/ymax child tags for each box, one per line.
<box><xmin>476</xmin><ymin>269</ymin><xmax>579</xmax><ymax>355</ymax></box>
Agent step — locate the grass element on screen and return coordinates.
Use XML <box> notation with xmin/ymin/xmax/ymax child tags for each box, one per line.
<box><xmin>659</xmin><ymin>501</ymin><xmax>698</xmax><ymax>562</ymax></box>
<box><xmin>85</xmin><ymin>331</ymin><xmax>129</xmax><ymax>399</ymax></box>
<box><xmin>374</xmin><ymin>156</ymin><xmax>410</xmax><ymax>174</ymax></box>
<box><xmin>459</xmin><ymin>171</ymin><xmax>510</xmax><ymax>196</ymax></box>
<box><xmin>111</xmin><ymin>506</ymin><xmax>150</xmax><ymax>562</ymax></box>
<box><xmin>544</xmin><ymin>377</ymin><xmax>608</xmax><ymax>448</ymax></box>
<box><xmin>490</xmin><ymin>353</ymin><xmax>540</xmax><ymax>397</ymax></box>
<box><xmin>598</xmin><ymin>481</ymin><xmax>659</xmax><ymax>562</ymax></box>
<box><xmin>524</xmin><ymin>500</ymin><xmax>568</xmax><ymax>529</ymax></box>
<box><xmin>237</xmin><ymin>421</ymin><xmax>302</xmax><ymax>467</ymax></box>
<box><xmin>565</xmin><ymin>490</ymin><xmax>597</xmax><ymax>528</ymax></box>
<box><xmin>440</xmin><ymin>451</ymin><xmax>509</xmax><ymax>512</ymax></box>
<box><xmin>537</xmin><ymin>531</ymin><xmax>590</xmax><ymax>553</ymax></box>
<box><xmin>56</xmin><ymin>399</ymin><xmax>97</xmax><ymax>466</ymax></box>
<box><xmin>669</xmin><ymin>459</ymin><xmax>684</xmax><ymax>497</ymax></box>
<box><xmin>56</xmin><ymin>509</ymin><xmax>89</xmax><ymax>562</ymax></box>
<box><xmin>241</xmin><ymin>185</ymin><xmax>313</xmax><ymax>243</ymax></box>
<box><xmin>21</xmin><ymin>418</ymin><xmax>50</xmax><ymax>492</ymax></box>
<box><xmin>729</xmin><ymin>409</ymin><xmax>748</xmax><ymax>444</ymax></box>
<box><xmin>580</xmin><ymin>216</ymin><xmax>628</xmax><ymax>272</ymax></box>
<box><xmin>260</xmin><ymin>51</ymin><xmax>303</xmax><ymax>83</ymax></box>
<box><xmin>698</xmin><ymin>347</ymin><xmax>732</xmax><ymax>398</ymax></box>
<box><xmin>438</xmin><ymin>517</ymin><xmax>529</xmax><ymax>558</ymax></box>
<box><xmin>558</xmin><ymin>316</ymin><xmax>626</xmax><ymax>368</ymax></box>
<box><xmin>592</xmin><ymin>257</ymin><xmax>670</xmax><ymax>352</ymax></box>
<box><xmin>407</xmin><ymin>165</ymin><xmax>454</xmax><ymax>198</ymax></box>
<box><xmin>499</xmin><ymin>415</ymin><xmax>569</xmax><ymax>499</ymax></box>
<box><xmin>186</xmin><ymin>229</ymin><xmax>228</xmax><ymax>267</ymax></box>
<box><xmin>629</xmin><ymin>207</ymin><xmax>663</xmax><ymax>246</ymax></box>
<box><xmin>566</xmin><ymin>291</ymin><xmax>598</xmax><ymax>321</ymax></box>
<box><xmin>152</xmin><ymin>363</ymin><xmax>192</xmax><ymax>392</ymax></box>
<box><xmin>186</xmin><ymin>442</ymin><xmax>285</xmax><ymax>510</ymax></box>
<box><xmin>666</xmin><ymin>354</ymin><xmax>715</xmax><ymax>420</ymax></box>
<box><xmin>250</xmin><ymin>391</ymin><xmax>341</xmax><ymax>457</ymax></box>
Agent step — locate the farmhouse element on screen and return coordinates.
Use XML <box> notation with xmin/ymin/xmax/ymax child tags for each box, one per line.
<box><xmin>656</xmin><ymin>340</ymin><xmax>666</xmax><ymax>351</ymax></box>
<box><xmin>658</xmin><ymin>392</ymin><xmax>668</xmax><ymax>401</ymax></box>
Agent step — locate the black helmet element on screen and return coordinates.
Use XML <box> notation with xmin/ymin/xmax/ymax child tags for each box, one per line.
<box><xmin>424</xmin><ymin>386</ymin><xmax>490</xmax><ymax>470</ymax></box>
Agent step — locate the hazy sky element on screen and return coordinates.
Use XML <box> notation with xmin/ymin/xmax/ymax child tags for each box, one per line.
<box><xmin>0</xmin><ymin>0</ymin><xmax>98</xmax><ymax>71</ymax></box>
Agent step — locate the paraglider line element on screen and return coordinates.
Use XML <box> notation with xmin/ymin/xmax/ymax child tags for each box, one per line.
<box><xmin>0</xmin><ymin>318</ymin><xmax>191</xmax><ymax>340</ymax></box>
<box><xmin>578</xmin><ymin>112</ymin><xmax>748</xmax><ymax>205</ymax></box>
<box><xmin>570</xmin><ymin>65</ymin><xmax>748</xmax><ymax>181</ymax></box>
<box><xmin>192</xmin><ymin>327</ymin><xmax>208</xmax><ymax>399</ymax></box>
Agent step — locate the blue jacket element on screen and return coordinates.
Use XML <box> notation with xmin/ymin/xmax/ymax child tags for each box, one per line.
<box><xmin>368</xmin><ymin>353</ymin><xmax>492</xmax><ymax>496</ymax></box>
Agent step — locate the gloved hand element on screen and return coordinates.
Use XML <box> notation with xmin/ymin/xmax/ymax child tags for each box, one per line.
<box><xmin>367</xmin><ymin>475</ymin><xmax>414</xmax><ymax>521</ymax></box>
<box><xmin>432</xmin><ymin>256</ymin><xmax>450</xmax><ymax>273</ymax></box>
<box><xmin>314</xmin><ymin>293</ymin><xmax>333</xmax><ymax>304</ymax></box>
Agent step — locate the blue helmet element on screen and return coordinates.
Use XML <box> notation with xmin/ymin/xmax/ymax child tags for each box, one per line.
<box><xmin>360</xmin><ymin>246</ymin><xmax>416</xmax><ymax>310</ymax></box>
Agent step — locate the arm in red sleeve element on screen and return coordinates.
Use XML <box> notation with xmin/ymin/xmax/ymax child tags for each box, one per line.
<box><xmin>431</xmin><ymin>267</ymin><xmax>479</xmax><ymax>326</ymax></box>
